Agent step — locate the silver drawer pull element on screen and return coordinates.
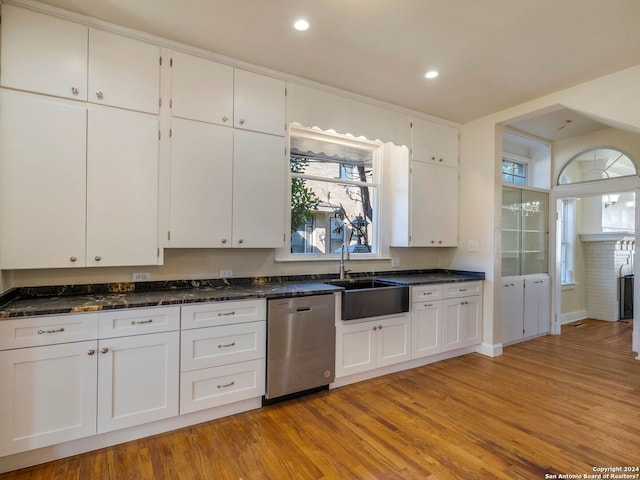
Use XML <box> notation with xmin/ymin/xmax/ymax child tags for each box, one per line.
<box><xmin>217</xmin><ymin>381</ymin><xmax>235</xmax><ymax>389</ymax></box>
<box><xmin>422</xmin><ymin>292</ymin><xmax>433</xmax><ymax>295</ymax></box>
<box><xmin>459</xmin><ymin>288</ymin><xmax>467</xmax><ymax>292</ymax></box>
<box><xmin>424</xmin><ymin>303</ymin><xmax>433</xmax><ymax>307</ymax></box>
<box><xmin>131</xmin><ymin>319</ymin><xmax>153</xmax><ymax>325</ymax></box>
<box><xmin>37</xmin><ymin>327</ymin><xmax>65</xmax><ymax>334</ymax></box>
<box><xmin>217</xmin><ymin>311</ymin><xmax>236</xmax><ymax>317</ymax></box>
<box><xmin>218</xmin><ymin>342</ymin><xmax>236</xmax><ymax>348</ymax></box>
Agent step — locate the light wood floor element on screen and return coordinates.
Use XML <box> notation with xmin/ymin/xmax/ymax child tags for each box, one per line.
<box><xmin>2</xmin><ymin>319</ymin><xmax>638</xmax><ymax>479</ymax></box>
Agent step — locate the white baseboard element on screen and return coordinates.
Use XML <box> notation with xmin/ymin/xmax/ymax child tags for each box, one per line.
<box><xmin>560</xmin><ymin>310</ymin><xmax>587</xmax><ymax>324</ymax></box>
<box><xmin>476</xmin><ymin>342</ymin><xmax>503</xmax><ymax>357</ymax></box>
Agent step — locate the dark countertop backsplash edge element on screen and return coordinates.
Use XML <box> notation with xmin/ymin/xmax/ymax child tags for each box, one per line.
<box><xmin>3</xmin><ymin>268</ymin><xmax>484</xmax><ymax>301</ymax></box>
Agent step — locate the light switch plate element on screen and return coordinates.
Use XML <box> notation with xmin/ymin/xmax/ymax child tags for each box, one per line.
<box><xmin>467</xmin><ymin>240</ymin><xmax>479</xmax><ymax>252</ymax></box>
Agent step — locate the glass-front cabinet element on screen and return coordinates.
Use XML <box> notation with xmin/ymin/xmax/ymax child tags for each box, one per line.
<box><xmin>502</xmin><ymin>186</ymin><xmax>549</xmax><ymax>276</ymax></box>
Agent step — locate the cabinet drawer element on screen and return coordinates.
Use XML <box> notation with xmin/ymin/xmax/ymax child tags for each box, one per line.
<box><xmin>0</xmin><ymin>313</ymin><xmax>98</xmax><ymax>350</ymax></box>
<box><xmin>412</xmin><ymin>285</ymin><xmax>443</xmax><ymax>302</ymax></box>
<box><xmin>98</xmin><ymin>306</ymin><xmax>180</xmax><ymax>338</ymax></box>
<box><xmin>181</xmin><ymin>299</ymin><xmax>266</xmax><ymax>329</ymax></box>
<box><xmin>179</xmin><ymin>358</ymin><xmax>265</xmax><ymax>414</ymax></box>
<box><xmin>181</xmin><ymin>321</ymin><xmax>266</xmax><ymax>371</ymax></box>
<box><xmin>443</xmin><ymin>281</ymin><xmax>482</xmax><ymax>299</ymax></box>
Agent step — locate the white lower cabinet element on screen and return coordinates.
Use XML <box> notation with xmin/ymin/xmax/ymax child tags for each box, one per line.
<box><xmin>0</xmin><ymin>341</ymin><xmax>98</xmax><ymax>456</ymax></box>
<box><xmin>335</xmin><ymin>314</ymin><xmax>410</xmax><ymax>378</ymax></box>
<box><xmin>501</xmin><ymin>275</ymin><xmax>550</xmax><ymax>345</ymax></box>
<box><xmin>0</xmin><ymin>306</ymin><xmax>180</xmax><ymax>456</ymax></box>
<box><xmin>179</xmin><ymin>300</ymin><xmax>266</xmax><ymax>414</ymax></box>
<box><xmin>97</xmin><ymin>331</ymin><xmax>179</xmax><ymax>433</ymax></box>
<box><xmin>442</xmin><ymin>296</ymin><xmax>482</xmax><ymax>352</ymax></box>
<box><xmin>411</xmin><ymin>299</ymin><xmax>442</xmax><ymax>358</ymax></box>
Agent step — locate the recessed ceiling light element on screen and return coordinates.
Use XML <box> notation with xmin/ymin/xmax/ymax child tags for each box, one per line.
<box><xmin>425</xmin><ymin>70</ymin><xmax>439</xmax><ymax>79</ymax></box>
<box><xmin>294</xmin><ymin>19</ymin><xmax>310</xmax><ymax>31</ymax></box>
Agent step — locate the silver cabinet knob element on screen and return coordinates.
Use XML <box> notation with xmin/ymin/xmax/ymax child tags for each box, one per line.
<box><xmin>430</xmin><ymin>240</ymin><xmax>435</xmax><ymax>244</ymax></box>
<box><xmin>431</xmin><ymin>156</ymin><xmax>436</xmax><ymax>161</ymax></box>
<box><xmin>96</xmin><ymin>91</ymin><xmax>104</xmax><ymax>100</ymax></box>
<box><xmin>222</xmin><ymin>116</ymin><xmax>229</xmax><ymax>122</ymax></box>
<box><xmin>95</xmin><ymin>256</ymin><xmax>101</xmax><ymax>262</ymax></box>
<box><xmin>238</xmin><ymin>239</ymin><xmax>244</xmax><ymax>244</ymax></box>
<box><xmin>438</xmin><ymin>240</ymin><xmax>443</xmax><ymax>244</ymax></box>
<box><xmin>439</xmin><ymin>158</ymin><xmax>444</xmax><ymax>162</ymax></box>
<box><xmin>239</xmin><ymin>119</ymin><xmax>245</xmax><ymax>125</ymax></box>
<box><xmin>373</xmin><ymin>326</ymin><xmax>377</xmax><ymax>331</ymax></box>
<box><xmin>70</xmin><ymin>256</ymin><xmax>77</xmax><ymax>262</ymax></box>
<box><xmin>71</xmin><ymin>87</ymin><xmax>79</xmax><ymax>96</ymax></box>
<box><xmin>88</xmin><ymin>349</ymin><xmax>96</xmax><ymax>356</ymax></box>
<box><xmin>378</xmin><ymin>325</ymin><xmax>382</xmax><ymax>329</ymax></box>
<box><xmin>221</xmin><ymin>238</ymin><xmax>227</xmax><ymax>244</ymax></box>
<box><xmin>101</xmin><ymin>347</ymin><xmax>109</xmax><ymax>354</ymax></box>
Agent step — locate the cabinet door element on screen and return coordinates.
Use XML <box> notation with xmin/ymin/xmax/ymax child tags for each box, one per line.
<box><xmin>169</xmin><ymin>118</ymin><xmax>233</xmax><ymax>247</ymax></box>
<box><xmin>97</xmin><ymin>331</ymin><xmax>179</xmax><ymax>433</ymax></box>
<box><xmin>232</xmin><ymin>130</ymin><xmax>285</xmax><ymax>247</ymax></box>
<box><xmin>434</xmin><ymin>165</ymin><xmax>458</xmax><ymax>246</ymax></box>
<box><xmin>0</xmin><ymin>341</ymin><xmax>97</xmax><ymax>456</ymax></box>
<box><xmin>234</xmin><ymin>69</ymin><xmax>285</xmax><ymax>136</ymax></box>
<box><xmin>170</xmin><ymin>51</ymin><xmax>234</xmax><ymax>126</ymax></box>
<box><xmin>87</xmin><ymin>106</ymin><xmax>159</xmax><ymax>266</ymax></box>
<box><xmin>335</xmin><ymin>321</ymin><xmax>376</xmax><ymax>378</ymax></box>
<box><xmin>376</xmin><ymin>315</ymin><xmax>411</xmax><ymax>367</ymax></box>
<box><xmin>0</xmin><ymin>90</ymin><xmax>87</xmax><ymax>269</ymax></box>
<box><xmin>88</xmin><ymin>29</ymin><xmax>160</xmax><ymax>114</ymax></box>
<box><xmin>501</xmin><ymin>278</ymin><xmax>525</xmax><ymax>344</ymax></box>
<box><xmin>411</xmin><ymin>301</ymin><xmax>442</xmax><ymax>358</ymax></box>
<box><xmin>409</xmin><ymin>161</ymin><xmax>432</xmax><ymax>246</ymax></box>
<box><xmin>442</xmin><ymin>296</ymin><xmax>481</xmax><ymax>350</ymax></box>
<box><xmin>524</xmin><ymin>277</ymin><xmax>550</xmax><ymax>337</ymax></box>
<box><xmin>412</xmin><ymin>118</ymin><xmax>458</xmax><ymax>168</ymax></box>
<box><xmin>0</xmin><ymin>4</ymin><xmax>88</xmax><ymax>100</ymax></box>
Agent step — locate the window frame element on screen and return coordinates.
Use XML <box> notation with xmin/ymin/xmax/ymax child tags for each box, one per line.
<box><xmin>502</xmin><ymin>155</ymin><xmax>529</xmax><ymax>186</ymax></box>
<box><xmin>277</xmin><ymin>126</ymin><xmax>384</xmax><ymax>262</ymax></box>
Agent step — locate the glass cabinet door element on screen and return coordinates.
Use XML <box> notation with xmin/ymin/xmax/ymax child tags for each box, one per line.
<box><xmin>501</xmin><ymin>186</ymin><xmax>549</xmax><ymax>276</ymax></box>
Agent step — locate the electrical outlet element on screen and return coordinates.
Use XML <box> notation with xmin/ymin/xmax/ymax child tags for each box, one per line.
<box><xmin>391</xmin><ymin>257</ymin><xmax>401</xmax><ymax>268</ymax></box>
<box><xmin>132</xmin><ymin>272</ymin><xmax>150</xmax><ymax>282</ymax></box>
<box><xmin>467</xmin><ymin>240</ymin><xmax>479</xmax><ymax>253</ymax></box>
<box><xmin>219</xmin><ymin>269</ymin><xmax>233</xmax><ymax>278</ymax></box>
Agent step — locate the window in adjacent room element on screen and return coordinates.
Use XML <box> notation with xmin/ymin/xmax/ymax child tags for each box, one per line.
<box><xmin>560</xmin><ymin>198</ymin><xmax>576</xmax><ymax>285</ymax></box>
<box><xmin>502</xmin><ymin>158</ymin><xmax>527</xmax><ymax>185</ymax></box>
<box><xmin>287</xmin><ymin>127</ymin><xmax>381</xmax><ymax>258</ymax></box>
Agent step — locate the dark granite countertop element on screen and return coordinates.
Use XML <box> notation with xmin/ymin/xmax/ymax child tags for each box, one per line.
<box><xmin>0</xmin><ymin>269</ymin><xmax>484</xmax><ymax>319</ymax></box>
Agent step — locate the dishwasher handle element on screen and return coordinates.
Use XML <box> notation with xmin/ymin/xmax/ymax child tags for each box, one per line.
<box><xmin>296</xmin><ymin>306</ymin><xmax>312</xmax><ymax>312</ymax></box>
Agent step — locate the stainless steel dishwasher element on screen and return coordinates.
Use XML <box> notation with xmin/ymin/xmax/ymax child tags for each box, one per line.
<box><xmin>264</xmin><ymin>294</ymin><xmax>335</xmax><ymax>403</ymax></box>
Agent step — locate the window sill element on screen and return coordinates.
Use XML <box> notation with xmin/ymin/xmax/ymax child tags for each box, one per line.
<box><xmin>561</xmin><ymin>282</ymin><xmax>577</xmax><ymax>291</ymax></box>
<box><xmin>274</xmin><ymin>254</ymin><xmax>391</xmax><ymax>263</ymax></box>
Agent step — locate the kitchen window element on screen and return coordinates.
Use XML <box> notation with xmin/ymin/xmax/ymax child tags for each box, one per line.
<box><xmin>502</xmin><ymin>158</ymin><xmax>527</xmax><ymax>185</ymax></box>
<box><xmin>286</xmin><ymin>127</ymin><xmax>381</xmax><ymax>259</ymax></box>
<box><xmin>560</xmin><ymin>198</ymin><xmax>576</xmax><ymax>285</ymax></box>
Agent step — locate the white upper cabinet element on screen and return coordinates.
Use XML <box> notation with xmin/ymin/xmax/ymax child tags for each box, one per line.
<box><xmin>232</xmin><ymin>130</ymin><xmax>286</xmax><ymax>247</ymax></box>
<box><xmin>0</xmin><ymin>5</ymin><xmax>160</xmax><ymax>114</ymax></box>
<box><xmin>389</xmin><ymin>157</ymin><xmax>458</xmax><ymax>247</ymax></box>
<box><xmin>411</xmin><ymin>118</ymin><xmax>459</xmax><ymax>168</ymax></box>
<box><xmin>169</xmin><ymin>51</ymin><xmax>285</xmax><ymax>136</ymax></box>
<box><xmin>169</xmin><ymin>118</ymin><xmax>233</xmax><ymax>247</ymax></box>
<box><xmin>88</xmin><ymin>29</ymin><xmax>160</xmax><ymax>114</ymax></box>
<box><xmin>170</xmin><ymin>51</ymin><xmax>234</xmax><ymax>126</ymax></box>
<box><xmin>86</xmin><ymin>106</ymin><xmax>160</xmax><ymax>267</ymax></box>
<box><xmin>0</xmin><ymin>4</ymin><xmax>88</xmax><ymax>101</ymax></box>
<box><xmin>234</xmin><ymin>69</ymin><xmax>285</xmax><ymax>136</ymax></box>
<box><xmin>0</xmin><ymin>90</ymin><xmax>87</xmax><ymax>269</ymax></box>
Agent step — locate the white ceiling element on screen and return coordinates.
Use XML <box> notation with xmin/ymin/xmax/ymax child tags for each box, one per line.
<box><xmin>34</xmin><ymin>0</ymin><xmax>640</xmax><ymax>124</ymax></box>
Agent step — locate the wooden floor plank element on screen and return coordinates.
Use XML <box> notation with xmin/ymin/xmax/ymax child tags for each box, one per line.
<box><xmin>1</xmin><ymin>319</ymin><xmax>638</xmax><ymax>479</ymax></box>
